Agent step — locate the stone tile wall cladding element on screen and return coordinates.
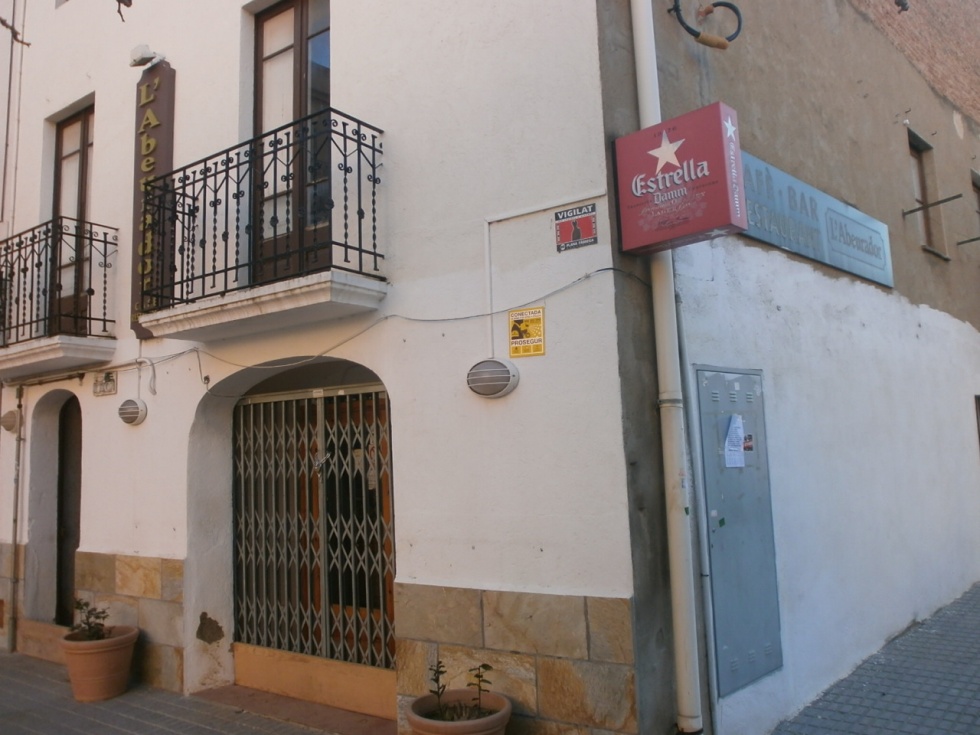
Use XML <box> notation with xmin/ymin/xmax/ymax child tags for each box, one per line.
<box><xmin>395</xmin><ymin>583</ymin><xmax>638</xmax><ymax>735</ymax></box>
<box><xmin>73</xmin><ymin>551</ymin><xmax>185</xmax><ymax>693</ymax></box>
<box><xmin>0</xmin><ymin>542</ymin><xmax>16</xmax><ymax>644</ymax></box>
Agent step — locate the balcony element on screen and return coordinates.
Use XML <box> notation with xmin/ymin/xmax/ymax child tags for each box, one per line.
<box><xmin>0</xmin><ymin>218</ymin><xmax>117</xmax><ymax>381</ymax></box>
<box><xmin>137</xmin><ymin>108</ymin><xmax>386</xmax><ymax>342</ymax></box>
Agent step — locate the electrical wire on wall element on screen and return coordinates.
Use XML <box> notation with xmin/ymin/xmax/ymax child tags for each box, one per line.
<box><xmin>1</xmin><ymin>266</ymin><xmax>650</xmax><ymax>399</ymax></box>
<box><xmin>193</xmin><ymin>265</ymin><xmax>649</xmax><ymax>397</ymax></box>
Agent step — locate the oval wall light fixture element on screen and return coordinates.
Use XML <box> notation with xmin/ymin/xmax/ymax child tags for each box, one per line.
<box><xmin>466</xmin><ymin>358</ymin><xmax>520</xmax><ymax>398</ymax></box>
<box><xmin>118</xmin><ymin>398</ymin><xmax>148</xmax><ymax>425</ymax></box>
<box><xmin>0</xmin><ymin>410</ymin><xmax>20</xmax><ymax>433</ymax></box>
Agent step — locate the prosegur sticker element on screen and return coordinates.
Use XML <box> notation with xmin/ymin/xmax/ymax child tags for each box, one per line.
<box><xmin>555</xmin><ymin>203</ymin><xmax>598</xmax><ymax>252</ymax></box>
<box><xmin>509</xmin><ymin>307</ymin><xmax>545</xmax><ymax>358</ymax></box>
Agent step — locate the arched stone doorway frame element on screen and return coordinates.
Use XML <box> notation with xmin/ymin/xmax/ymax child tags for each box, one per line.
<box><xmin>183</xmin><ymin>356</ymin><xmax>389</xmax><ymax>694</ymax></box>
<box><xmin>23</xmin><ymin>389</ymin><xmax>80</xmax><ymax>624</ymax></box>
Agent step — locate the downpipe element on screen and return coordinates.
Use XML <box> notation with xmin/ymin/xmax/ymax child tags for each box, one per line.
<box><xmin>629</xmin><ymin>0</ymin><xmax>704</xmax><ymax>732</ymax></box>
<box><xmin>7</xmin><ymin>385</ymin><xmax>24</xmax><ymax>652</ymax></box>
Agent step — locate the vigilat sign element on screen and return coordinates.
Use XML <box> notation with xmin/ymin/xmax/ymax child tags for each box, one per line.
<box><xmin>615</xmin><ymin>101</ymin><xmax>747</xmax><ymax>254</ymax></box>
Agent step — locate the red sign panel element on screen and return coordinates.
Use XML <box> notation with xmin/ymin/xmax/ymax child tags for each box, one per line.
<box><xmin>554</xmin><ymin>203</ymin><xmax>598</xmax><ymax>252</ymax></box>
<box><xmin>615</xmin><ymin>101</ymin><xmax>747</xmax><ymax>254</ymax></box>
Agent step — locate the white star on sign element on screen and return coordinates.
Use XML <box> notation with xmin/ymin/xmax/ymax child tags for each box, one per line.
<box><xmin>724</xmin><ymin>116</ymin><xmax>737</xmax><ymax>139</ymax></box>
<box><xmin>648</xmin><ymin>132</ymin><xmax>685</xmax><ymax>174</ymax></box>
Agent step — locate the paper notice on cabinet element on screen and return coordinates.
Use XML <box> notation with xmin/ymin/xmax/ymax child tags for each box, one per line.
<box><xmin>725</xmin><ymin>414</ymin><xmax>745</xmax><ymax>468</ymax></box>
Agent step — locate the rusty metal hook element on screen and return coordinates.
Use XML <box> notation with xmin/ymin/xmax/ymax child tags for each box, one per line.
<box><xmin>669</xmin><ymin>0</ymin><xmax>743</xmax><ymax>50</ymax></box>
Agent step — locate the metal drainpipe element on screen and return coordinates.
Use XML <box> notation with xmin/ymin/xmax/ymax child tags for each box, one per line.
<box><xmin>1</xmin><ymin>0</ymin><xmax>17</xmax><ymax>225</ymax></box>
<box><xmin>628</xmin><ymin>1</ymin><xmax>704</xmax><ymax>732</ymax></box>
<box><xmin>8</xmin><ymin>385</ymin><xmax>24</xmax><ymax>652</ymax></box>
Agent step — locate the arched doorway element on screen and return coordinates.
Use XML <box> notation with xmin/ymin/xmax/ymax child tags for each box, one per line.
<box><xmin>185</xmin><ymin>358</ymin><xmax>395</xmax><ymax>717</ymax></box>
<box><xmin>23</xmin><ymin>390</ymin><xmax>81</xmax><ymax>625</ymax></box>
<box><xmin>55</xmin><ymin>396</ymin><xmax>82</xmax><ymax>626</ymax></box>
<box><xmin>232</xmin><ymin>383</ymin><xmax>395</xmax><ymax>668</ymax></box>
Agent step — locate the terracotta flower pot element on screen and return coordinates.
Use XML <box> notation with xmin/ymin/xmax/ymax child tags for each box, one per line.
<box><xmin>61</xmin><ymin>625</ymin><xmax>139</xmax><ymax>702</ymax></box>
<box><xmin>406</xmin><ymin>689</ymin><xmax>512</xmax><ymax>735</ymax></box>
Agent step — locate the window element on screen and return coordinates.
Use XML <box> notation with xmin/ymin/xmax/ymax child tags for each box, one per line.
<box><xmin>975</xmin><ymin>396</ymin><xmax>980</xmax><ymax>457</ymax></box>
<box><xmin>52</xmin><ymin>107</ymin><xmax>94</xmax><ymax>335</ymax></box>
<box><xmin>256</xmin><ymin>0</ymin><xmax>330</xmax><ymax>134</ymax></box>
<box><xmin>54</xmin><ymin>108</ymin><xmax>93</xmax><ymax>222</ymax></box>
<box><xmin>908</xmin><ymin>129</ymin><xmax>947</xmax><ymax>258</ymax></box>
<box><xmin>253</xmin><ymin>0</ymin><xmax>331</xmax><ymax>282</ymax></box>
<box><xmin>959</xmin><ymin>171</ymin><xmax>980</xmax><ymax>247</ymax></box>
<box><xmin>972</xmin><ymin>171</ymin><xmax>980</xmax><ymax>234</ymax></box>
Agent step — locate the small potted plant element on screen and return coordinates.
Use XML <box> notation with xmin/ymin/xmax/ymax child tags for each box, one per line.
<box><xmin>406</xmin><ymin>659</ymin><xmax>512</xmax><ymax>735</ymax></box>
<box><xmin>60</xmin><ymin>598</ymin><xmax>139</xmax><ymax>702</ymax></box>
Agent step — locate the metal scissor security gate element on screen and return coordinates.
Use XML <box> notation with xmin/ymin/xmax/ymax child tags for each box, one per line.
<box><xmin>233</xmin><ymin>386</ymin><xmax>394</xmax><ymax>669</ymax></box>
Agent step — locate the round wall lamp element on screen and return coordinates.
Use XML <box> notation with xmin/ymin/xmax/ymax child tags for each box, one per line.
<box><xmin>466</xmin><ymin>358</ymin><xmax>520</xmax><ymax>398</ymax></box>
<box><xmin>0</xmin><ymin>410</ymin><xmax>20</xmax><ymax>433</ymax></box>
<box><xmin>118</xmin><ymin>398</ymin><xmax>148</xmax><ymax>425</ymax></box>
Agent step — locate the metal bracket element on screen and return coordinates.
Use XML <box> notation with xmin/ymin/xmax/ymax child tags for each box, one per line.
<box><xmin>669</xmin><ymin>0</ymin><xmax>743</xmax><ymax>50</ymax></box>
<box><xmin>902</xmin><ymin>192</ymin><xmax>962</xmax><ymax>217</ymax></box>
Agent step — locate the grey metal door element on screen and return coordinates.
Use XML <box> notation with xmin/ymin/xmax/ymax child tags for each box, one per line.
<box><xmin>233</xmin><ymin>385</ymin><xmax>394</xmax><ymax>669</ymax></box>
<box><xmin>696</xmin><ymin>368</ymin><xmax>782</xmax><ymax>696</ymax></box>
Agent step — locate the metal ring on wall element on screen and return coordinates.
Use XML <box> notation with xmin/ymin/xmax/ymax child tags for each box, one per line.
<box><xmin>669</xmin><ymin>0</ymin><xmax>743</xmax><ymax>49</ymax></box>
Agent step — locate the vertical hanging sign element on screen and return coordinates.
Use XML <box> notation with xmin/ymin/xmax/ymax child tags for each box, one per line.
<box><xmin>130</xmin><ymin>61</ymin><xmax>175</xmax><ymax>338</ymax></box>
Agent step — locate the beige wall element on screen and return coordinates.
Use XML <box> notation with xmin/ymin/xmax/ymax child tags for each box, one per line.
<box><xmin>655</xmin><ymin>0</ymin><xmax>980</xmax><ymax>328</ymax></box>
<box><xmin>653</xmin><ymin>2</ymin><xmax>980</xmax><ymax>733</ymax></box>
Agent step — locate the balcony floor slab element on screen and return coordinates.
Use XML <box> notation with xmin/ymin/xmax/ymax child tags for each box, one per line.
<box><xmin>0</xmin><ymin>335</ymin><xmax>117</xmax><ymax>382</ymax></box>
<box><xmin>137</xmin><ymin>270</ymin><xmax>388</xmax><ymax>342</ymax></box>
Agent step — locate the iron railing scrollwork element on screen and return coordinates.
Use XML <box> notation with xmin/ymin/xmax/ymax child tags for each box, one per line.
<box><xmin>140</xmin><ymin>107</ymin><xmax>384</xmax><ymax>314</ymax></box>
<box><xmin>0</xmin><ymin>217</ymin><xmax>118</xmax><ymax>347</ymax></box>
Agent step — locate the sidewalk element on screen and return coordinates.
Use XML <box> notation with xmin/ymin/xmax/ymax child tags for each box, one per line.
<box><xmin>771</xmin><ymin>582</ymin><xmax>980</xmax><ymax>734</ymax></box>
<box><xmin>4</xmin><ymin>585</ymin><xmax>980</xmax><ymax>735</ymax></box>
<box><xmin>0</xmin><ymin>650</ymin><xmax>395</xmax><ymax>735</ymax></box>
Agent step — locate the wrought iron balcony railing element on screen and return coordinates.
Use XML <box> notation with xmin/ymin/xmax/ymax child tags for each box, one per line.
<box><xmin>139</xmin><ymin>108</ymin><xmax>383</xmax><ymax>314</ymax></box>
<box><xmin>0</xmin><ymin>218</ymin><xmax>118</xmax><ymax>347</ymax></box>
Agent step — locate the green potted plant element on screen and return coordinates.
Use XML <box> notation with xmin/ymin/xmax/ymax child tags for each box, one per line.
<box><xmin>60</xmin><ymin>598</ymin><xmax>139</xmax><ymax>702</ymax></box>
<box><xmin>406</xmin><ymin>660</ymin><xmax>512</xmax><ymax>735</ymax></box>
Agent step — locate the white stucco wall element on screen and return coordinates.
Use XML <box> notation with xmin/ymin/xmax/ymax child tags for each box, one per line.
<box><xmin>0</xmin><ymin>0</ymin><xmax>14</xmax><ymax>237</ymax></box>
<box><xmin>675</xmin><ymin>238</ymin><xmax>980</xmax><ymax>735</ymax></box>
<box><xmin>334</xmin><ymin>0</ymin><xmax>634</xmax><ymax>593</ymax></box>
<box><xmin>0</xmin><ymin>0</ymin><xmax>637</xmax><ymax>614</ymax></box>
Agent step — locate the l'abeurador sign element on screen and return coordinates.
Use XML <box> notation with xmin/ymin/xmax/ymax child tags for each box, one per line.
<box><xmin>615</xmin><ymin>101</ymin><xmax>747</xmax><ymax>254</ymax></box>
<box><xmin>131</xmin><ymin>61</ymin><xmax>175</xmax><ymax>336</ymax></box>
<box><xmin>741</xmin><ymin>152</ymin><xmax>893</xmax><ymax>287</ymax></box>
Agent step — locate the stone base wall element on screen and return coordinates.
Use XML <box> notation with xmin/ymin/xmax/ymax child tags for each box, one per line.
<box><xmin>0</xmin><ymin>546</ymin><xmax>185</xmax><ymax>693</ymax></box>
<box><xmin>0</xmin><ymin>542</ymin><xmax>19</xmax><ymax>652</ymax></box>
<box><xmin>74</xmin><ymin>551</ymin><xmax>185</xmax><ymax>693</ymax></box>
<box><xmin>394</xmin><ymin>583</ymin><xmax>638</xmax><ymax>734</ymax></box>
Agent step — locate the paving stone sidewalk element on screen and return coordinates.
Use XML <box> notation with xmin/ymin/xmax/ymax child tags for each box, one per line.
<box><xmin>4</xmin><ymin>584</ymin><xmax>980</xmax><ymax>735</ymax></box>
<box><xmin>0</xmin><ymin>651</ymin><xmax>327</xmax><ymax>735</ymax></box>
<box><xmin>771</xmin><ymin>583</ymin><xmax>980</xmax><ymax>734</ymax></box>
